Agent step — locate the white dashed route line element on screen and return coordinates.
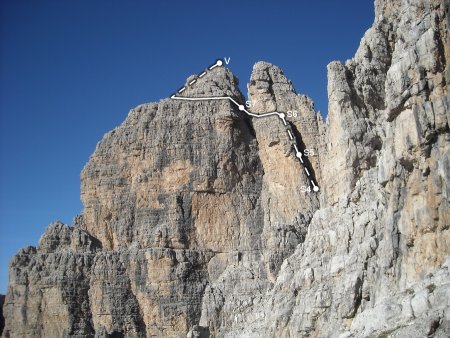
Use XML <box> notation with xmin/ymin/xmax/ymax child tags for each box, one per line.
<box><xmin>287</xmin><ymin>130</ymin><xmax>294</xmax><ymax>140</ymax></box>
<box><xmin>170</xmin><ymin>95</ymin><xmax>283</xmax><ymax>119</ymax></box>
<box><xmin>170</xmin><ymin>59</ymin><xmax>320</xmax><ymax>192</ymax></box>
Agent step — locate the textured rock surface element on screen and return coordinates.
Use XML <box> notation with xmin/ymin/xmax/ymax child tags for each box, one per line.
<box><xmin>259</xmin><ymin>0</ymin><xmax>450</xmax><ymax>337</ymax></box>
<box><xmin>2</xmin><ymin>0</ymin><xmax>449</xmax><ymax>337</ymax></box>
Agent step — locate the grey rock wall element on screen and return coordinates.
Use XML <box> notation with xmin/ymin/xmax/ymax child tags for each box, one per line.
<box><xmin>257</xmin><ymin>0</ymin><xmax>450</xmax><ymax>336</ymax></box>
<box><xmin>2</xmin><ymin>0</ymin><xmax>449</xmax><ymax>337</ymax></box>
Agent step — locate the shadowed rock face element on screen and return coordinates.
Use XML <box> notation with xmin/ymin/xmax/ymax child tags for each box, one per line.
<box><xmin>2</xmin><ymin>0</ymin><xmax>449</xmax><ymax>337</ymax></box>
<box><xmin>0</xmin><ymin>294</ymin><xmax>4</xmax><ymax>336</ymax></box>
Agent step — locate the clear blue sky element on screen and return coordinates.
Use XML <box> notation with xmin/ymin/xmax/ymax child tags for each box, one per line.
<box><xmin>0</xmin><ymin>0</ymin><xmax>373</xmax><ymax>293</ymax></box>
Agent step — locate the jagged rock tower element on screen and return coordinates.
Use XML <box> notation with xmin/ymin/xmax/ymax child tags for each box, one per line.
<box><xmin>2</xmin><ymin>0</ymin><xmax>449</xmax><ymax>337</ymax></box>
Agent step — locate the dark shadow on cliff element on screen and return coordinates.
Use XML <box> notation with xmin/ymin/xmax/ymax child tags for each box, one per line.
<box><xmin>288</xmin><ymin>121</ymin><xmax>318</xmax><ymax>184</ymax></box>
<box><xmin>0</xmin><ymin>294</ymin><xmax>5</xmax><ymax>336</ymax></box>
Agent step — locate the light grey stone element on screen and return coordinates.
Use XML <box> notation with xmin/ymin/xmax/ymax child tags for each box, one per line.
<box><xmin>2</xmin><ymin>0</ymin><xmax>449</xmax><ymax>337</ymax></box>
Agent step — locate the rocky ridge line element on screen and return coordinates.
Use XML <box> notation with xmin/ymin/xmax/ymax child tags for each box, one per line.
<box><xmin>2</xmin><ymin>0</ymin><xmax>449</xmax><ymax>337</ymax></box>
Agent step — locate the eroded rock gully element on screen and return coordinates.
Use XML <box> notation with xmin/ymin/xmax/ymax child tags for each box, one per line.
<box><xmin>2</xmin><ymin>0</ymin><xmax>449</xmax><ymax>337</ymax></box>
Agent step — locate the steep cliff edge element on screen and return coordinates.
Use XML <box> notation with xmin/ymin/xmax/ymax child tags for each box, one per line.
<box><xmin>262</xmin><ymin>0</ymin><xmax>450</xmax><ymax>336</ymax></box>
<box><xmin>2</xmin><ymin>61</ymin><xmax>319</xmax><ymax>337</ymax></box>
<box><xmin>2</xmin><ymin>0</ymin><xmax>449</xmax><ymax>337</ymax></box>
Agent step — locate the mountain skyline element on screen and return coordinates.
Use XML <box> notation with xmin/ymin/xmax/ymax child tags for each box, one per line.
<box><xmin>0</xmin><ymin>1</ymin><xmax>373</xmax><ymax>294</ymax></box>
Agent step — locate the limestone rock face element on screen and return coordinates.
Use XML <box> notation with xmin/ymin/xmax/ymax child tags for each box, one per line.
<box><xmin>3</xmin><ymin>58</ymin><xmax>321</xmax><ymax>337</ymax></box>
<box><xmin>80</xmin><ymin>65</ymin><xmax>260</xmax><ymax>254</ymax></box>
<box><xmin>260</xmin><ymin>0</ymin><xmax>450</xmax><ymax>337</ymax></box>
<box><xmin>2</xmin><ymin>0</ymin><xmax>449</xmax><ymax>337</ymax></box>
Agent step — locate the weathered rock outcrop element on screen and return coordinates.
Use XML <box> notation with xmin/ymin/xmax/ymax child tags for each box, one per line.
<box><xmin>3</xmin><ymin>61</ymin><xmax>318</xmax><ymax>337</ymax></box>
<box><xmin>2</xmin><ymin>0</ymin><xmax>449</xmax><ymax>337</ymax></box>
<box><xmin>259</xmin><ymin>0</ymin><xmax>450</xmax><ymax>336</ymax></box>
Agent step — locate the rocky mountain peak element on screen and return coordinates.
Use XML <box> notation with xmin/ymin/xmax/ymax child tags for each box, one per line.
<box><xmin>248</xmin><ymin>61</ymin><xmax>297</xmax><ymax>113</ymax></box>
<box><xmin>2</xmin><ymin>0</ymin><xmax>449</xmax><ymax>336</ymax></box>
<box><xmin>178</xmin><ymin>65</ymin><xmax>244</xmax><ymax>101</ymax></box>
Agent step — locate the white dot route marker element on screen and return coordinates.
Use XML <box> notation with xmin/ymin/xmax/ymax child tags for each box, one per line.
<box><xmin>311</xmin><ymin>180</ymin><xmax>319</xmax><ymax>192</ymax></box>
<box><xmin>209</xmin><ymin>59</ymin><xmax>223</xmax><ymax>70</ymax></box>
<box><xmin>239</xmin><ymin>105</ymin><xmax>245</xmax><ymax>111</ymax></box>
<box><xmin>278</xmin><ymin>112</ymin><xmax>287</xmax><ymax>126</ymax></box>
<box><xmin>296</xmin><ymin>151</ymin><xmax>303</xmax><ymax>159</ymax></box>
